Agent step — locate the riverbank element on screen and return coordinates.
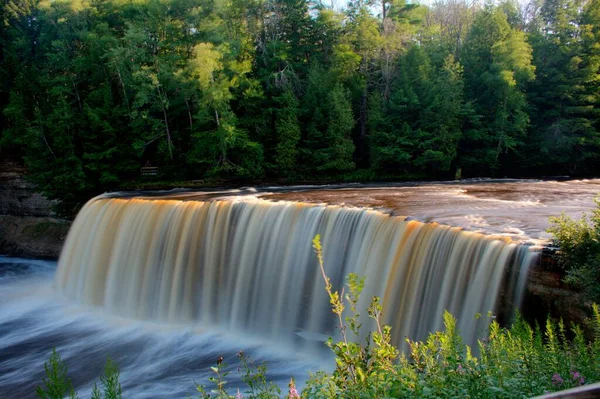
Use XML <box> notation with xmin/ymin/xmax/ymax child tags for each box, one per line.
<box><xmin>0</xmin><ymin>161</ymin><xmax>70</xmax><ymax>259</ymax></box>
<box><xmin>0</xmin><ymin>215</ymin><xmax>69</xmax><ymax>259</ymax></box>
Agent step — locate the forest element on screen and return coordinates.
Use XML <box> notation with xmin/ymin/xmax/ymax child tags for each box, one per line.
<box><xmin>1</xmin><ymin>0</ymin><xmax>599</xmax><ymax>211</ymax></box>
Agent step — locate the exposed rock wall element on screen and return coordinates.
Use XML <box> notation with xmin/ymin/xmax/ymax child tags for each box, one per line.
<box><xmin>522</xmin><ymin>248</ymin><xmax>593</xmax><ymax>335</ymax></box>
<box><xmin>0</xmin><ymin>160</ymin><xmax>70</xmax><ymax>259</ymax></box>
<box><xmin>0</xmin><ymin>215</ymin><xmax>70</xmax><ymax>258</ymax></box>
<box><xmin>0</xmin><ymin>162</ymin><xmax>57</xmax><ymax>217</ymax></box>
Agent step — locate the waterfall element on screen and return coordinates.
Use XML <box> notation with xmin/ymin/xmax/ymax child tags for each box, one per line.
<box><xmin>55</xmin><ymin>196</ymin><xmax>537</xmax><ymax>350</ymax></box>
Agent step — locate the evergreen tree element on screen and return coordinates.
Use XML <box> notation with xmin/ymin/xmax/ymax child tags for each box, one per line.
<box><xmin>2</xmin><ymin>0</ymin><xmax>599</xmax><ymax>211</ymax></box>
<box><xmin>274</xmin><ymin>90</ymin><xmax>301</xmax><ymax>176</ymax></box>
<box><xmin>415</xmin><ymin>54</ymin><xmax>466</xmax><ymax>174</ymax></box>
<box><xmin>301</xmin><ymin>65</ymin><xmax>355</xmax><ymax>174</ymax></box>
<box><xmin>460</xmin><ymin>7</ymin><xmax>535</xmax><ymax>174</ymax></box>
<box><xmin>524</xmin><ymin>0</ymin><xmax>600</xmax><ymax>175</ymax></box>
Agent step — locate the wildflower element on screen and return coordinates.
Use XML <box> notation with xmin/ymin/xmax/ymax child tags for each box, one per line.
<box><xmin>457</xmin><ymin>364</ymin><xmax>465</xmax><ymax>375</ymax></box>
<box><xmin>571</xmin><ymin>371</ymin><xmax>580</xmax><ymax>379</ymax></box>
<box><xmin>552</xmin><ymin>373</ymin><xmax>564</xmax><ymax>386</ymax></box>
<box><xmin>236</xmin><ymin>389</ymin><xmax>243</xmax><ymax>399</ymax></box>
<box><xmin>288</xmin><ymin>378</ymin><xmax>300</xmax><ymax>399</ymax></box>
<box><xmin>571</xmin><ymin>371</ymin><xmax>585</xmax><ymax>386</ymax></box>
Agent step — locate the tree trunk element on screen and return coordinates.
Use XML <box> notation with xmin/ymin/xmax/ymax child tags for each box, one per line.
<box><xmin>185</xmin><ymin>98</ymin><xmax>193</xmax><ymax>133</ymax></box>
<box><xmin>158</xmin><ymin>88</ymin><xmax>174</xmax><ymax>160</ymax></box>
<box><xmin>117</xmin><ymin>70</ymin><xmax>131</xmax><ymax>115</ymax></box>
<box><xmin>162</xmin><ymin>104</ymin><xmax>173</xmax><ymax>160</ymax></box>
<box><xmin>71</xmin><ymin>77</ymin><xmax>83</xmax><ymax>113</ymax></box>
<box><xmin>214</xmin><ymin>108</ymin><xmax>220</xmax><ymax>127</ymax></box>
<box><xmin>34</xmin><ymin>104</ymin><xmax>56</xmax><ymax>158</ymax></box>
<box><xmin>360</xmin><ymin>86</ymin><xmax>367</xmax><ymax>139</ymax></box>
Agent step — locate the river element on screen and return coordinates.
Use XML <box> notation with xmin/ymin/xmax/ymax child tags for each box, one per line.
<box><xmin>1</xmin><ymin>179</ymin><xmax>599</xmax><ymax>398</ymax></box>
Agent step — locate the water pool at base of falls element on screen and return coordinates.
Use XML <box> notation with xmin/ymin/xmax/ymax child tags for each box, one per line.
<box><xmin>0</xmin><ymin>257</ymin><xmax>322</xmax><ymax>399</ymax></box>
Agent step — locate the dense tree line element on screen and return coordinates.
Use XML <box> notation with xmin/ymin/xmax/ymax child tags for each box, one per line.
<box><xmin>1</xmin><ymin>0</ymin><xmax>599</xmax><ymax>211</ymax></box>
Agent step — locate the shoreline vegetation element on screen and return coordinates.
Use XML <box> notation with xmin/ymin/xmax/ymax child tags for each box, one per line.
<box><xmin>34</xmin><ymin>236</ymin><xmax>600</xmax><ymax>399</ymax></box>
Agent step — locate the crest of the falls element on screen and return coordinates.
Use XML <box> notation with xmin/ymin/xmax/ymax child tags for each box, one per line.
<box><xmin>55</xmin><ymin>196</ymin><xmax>537</xmax><ymax>350</ymax></box>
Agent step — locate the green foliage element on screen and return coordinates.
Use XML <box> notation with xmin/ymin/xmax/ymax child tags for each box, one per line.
<box><xmin>237</xmin><ymin>351</ymin><xmax>281</xmax><ymax>399</ymax></box>
<box><xmin>307</xmin><ymin>235</ymin><xmax>398</xmax><ymax>398</ymax></box>
<box><xmin>2</xmin><ymin>0</ymin><xmax>600</xmax><ymax>209</ymax></box>
<box><xmin>98</xmin><ymin>358</ymin><xmax>122</xmax><ymax>399</ymax></box>
<box><xmin>274</xmin><ymin>90</ymin><xmax>301</xmax><ymax>176</ymax></box>
<box><xmin>37</xmin><ymin>350</ymin><xmax>122</xmax><ymax>399</ymax></box>
<box><xmin>195</xmin><ymin>352</ymin><xmax>282</xmax><ymax>399</ymax></box>
<box><xmin>303</xmin><ymin>235</ymin><xmax>600</xmax><ymax>398</ymax></box>
<box><xmin>548</xmin><ymin>197</ymin><xmax>600</xmax><ymax>303</ymax></box>
<box><xmin>195</xmin><ymin>358</ymin><xmax>232</xmax><ymax>399</ymax></box>
<box><xmin>460</xmin><ymin>6</ymin><xmax>535</xmax><ymax>174</ymax></box>
<box><xmin>415</xmin><ymin>54</ymin><xmax>466</xmax><ymax>173</ymax></box>
<box><xmin>523</xmin><ymin>0</ymin><xmax>600</xmax><ymax>175</ymax></box>
<box><xmin>36</xmin><ymin>348</ymin><xmax>78</xmax><ymax>399</ymax></box>
<box><xmin>300</xmin><ymin>66</ymin><xmax>355</xmax><ymax>175</ymax></box>
<box><xmin>393</xmin><ymin>310</ymin><xmax>600</xmax><ymax>398</ymax></box>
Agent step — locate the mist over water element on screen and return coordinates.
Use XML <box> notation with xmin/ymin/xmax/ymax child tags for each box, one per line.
<box><xmin>0</xmin><ymin>257</ymin><xmax>320</xmax><ymax>399</ymax></box>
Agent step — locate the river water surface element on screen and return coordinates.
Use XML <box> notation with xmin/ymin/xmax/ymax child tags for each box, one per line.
<box><xmin>0</xmin><ymin>257</ymin><xmax>319</xmax><ymax>398</ymax></box>
<box><xmin>1</xmin><ymin>179</ymin><xmax>599</xmax><ymax>398</ymax></box>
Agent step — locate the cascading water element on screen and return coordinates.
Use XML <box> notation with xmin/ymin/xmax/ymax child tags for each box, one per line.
<box><xmin>55</xmin><ymin>195</ymin><xmax>538</xmax><ymax>350</ymax></box>
<box><xmin>14</xmin><ymin>179</ymin><xmax>600</xmax><ymax>398</ymax></box>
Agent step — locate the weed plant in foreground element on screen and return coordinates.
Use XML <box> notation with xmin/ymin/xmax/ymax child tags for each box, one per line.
<box><xmin>37</xmin><ymin>235</ymin><xmax>600</xmax><ymax>398</ymax></box>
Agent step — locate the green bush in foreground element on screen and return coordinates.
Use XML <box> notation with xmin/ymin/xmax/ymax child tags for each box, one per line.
<box><xmin>36</xmin><ymin>349</ymin><xmax>78</xmax><ymax>399</ymax></box>
<box><xmin>37</xmin><ymin>353</ymin><xmax>122</xmax><ymax>399</ymax></box>
<box><xmin>548</xmin><ymin>197</ymin><xmax>600</xmax><ymax>303</ymax></box>
<box><xmin>38</xmin><ymin>235</ymin><xmax>600</xmax><ymax>398</ymax></box>
<box><xmin>302</xmin><ymin>236</ymin><xmax>600</xmax><ymax>399</ymax></box>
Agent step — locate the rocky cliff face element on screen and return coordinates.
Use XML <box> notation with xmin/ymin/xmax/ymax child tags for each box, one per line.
<box><xmin>0</xmin><ymin>160</ymin><xmax>70</xmax><ymax>259</ymax></box>
<box><xmin>0</xmin><ymin>162</ymin><xmax>57</xmax><ymax>217</ymax></box>
<box><xmin>522</xmin><ymin>248</ymin><xmax>593</xmax><ymax>336</ymax></box>
<box><xmin>0</xmin><ymin>215</ymin><xmax>70</xmax><ymax>258</ymax></box>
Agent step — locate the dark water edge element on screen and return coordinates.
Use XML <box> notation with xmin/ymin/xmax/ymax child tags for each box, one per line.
<box><xmin>0</xmin><ymin>257</ymin><xmax>324</xmax><ymax>399</ymax></box>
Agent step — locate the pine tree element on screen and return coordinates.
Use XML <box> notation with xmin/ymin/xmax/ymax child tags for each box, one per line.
<box><xmin>274</xmin><ymin>90</ymin><xmax>301</xmax><ymax>176</ymax></box>
<box><xmin>459</xmin><ymin>7</ymin><xmax>535</xmax><ymax>175</ymax></box>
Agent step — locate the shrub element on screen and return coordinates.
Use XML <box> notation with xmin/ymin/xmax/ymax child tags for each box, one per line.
<box><xmin>36</xmin><ymin>348</ymin><xmax>78</xmax><ymax>399</ymax></box>
<box><xmin>548</xmin><ymin>197</ymin><xmax>600</xmax><ymax>303</ymax></box>
<box><xmin>37</xmin><ymin>352</ymin><xmax>121</xmax><ymax>399</ymax></box>
<box><xmin>303</xmin><ymin>235</ymin><xmax>600</xmax><ymax>399</ymax></box>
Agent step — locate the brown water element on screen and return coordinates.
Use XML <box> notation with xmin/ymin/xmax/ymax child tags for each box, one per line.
<box><xmin>134</xmin><ymin>179</ymin><xmax>600</xmax><ymax>242</ymax></box>
<box><xmin>259</xmin><ymin>179</ymin><xmax>600</xmax><ymax>243</ymax></box>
